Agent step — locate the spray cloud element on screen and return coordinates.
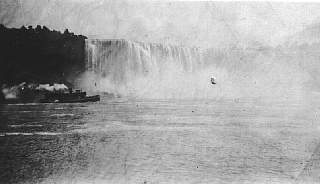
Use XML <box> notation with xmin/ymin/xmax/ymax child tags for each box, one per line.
<box><xmin>79</xmin><ymin>39</ymin><xmax>310</xmax><ymax>100</ymax></box>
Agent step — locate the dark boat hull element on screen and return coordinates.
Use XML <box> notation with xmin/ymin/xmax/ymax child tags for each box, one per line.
<box><xmin>2</xmin><ymin>95</ymin><xmax>100</xmax><ymax>104</ymax></box>
<box><xmin>39</xmin><ymin>95</ymin><xmax>100</xmax><ymax>103</ymax></box>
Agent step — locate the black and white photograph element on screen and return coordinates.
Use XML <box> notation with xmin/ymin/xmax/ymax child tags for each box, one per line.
<box><xmin>1</xmin><ymin>0</ymin><xmax>320</xmax><ymax>183</ymax></box>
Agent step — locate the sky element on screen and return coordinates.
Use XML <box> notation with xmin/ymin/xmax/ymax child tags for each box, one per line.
<box><xmin>1</xmin><ymin>0</ymin><xmax>320</xmax><ymax>48</ymax></box>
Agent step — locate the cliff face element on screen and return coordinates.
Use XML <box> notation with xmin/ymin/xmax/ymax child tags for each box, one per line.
<box><xmin>0</xmin><ymin>24</ymin><xmax>87</xmax><ymax>86</ymax></box>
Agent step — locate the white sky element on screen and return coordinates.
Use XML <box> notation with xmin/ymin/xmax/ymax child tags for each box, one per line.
<box><xmin>1</xmin><ymin>0</ymin><xmax>320</xmax><ymax>48</ymax></box>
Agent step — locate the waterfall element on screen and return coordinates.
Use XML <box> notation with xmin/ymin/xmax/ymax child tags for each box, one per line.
<box><xmin>82</xmin><ymin>39</ymin><xmax>308</xmax><ymax>100</ymax></box>
<box><xmin>85</xmin><ymin>39</ymin><xmax>203</xmax><ymax>83</ymax></box>
<box><xmin>83</xmin><ymin>39</ymin><xmax>214</xmax><ymax>98</ymax></box>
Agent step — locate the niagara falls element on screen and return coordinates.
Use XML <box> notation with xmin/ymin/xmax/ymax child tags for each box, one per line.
<box><xmin>1</xmin><ymin>1</ymin><xmax>320</xmax><ymax>184</ymax></box>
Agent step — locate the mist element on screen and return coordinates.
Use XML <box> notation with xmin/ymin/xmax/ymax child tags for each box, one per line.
<box><xmin>79</xmin><ymin>39</ymin><xmax>312</xmax><ymax>100</ymax></box>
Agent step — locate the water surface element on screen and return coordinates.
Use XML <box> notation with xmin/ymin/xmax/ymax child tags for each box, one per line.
<box><xmin>0</xmin><ymin>96</ymin><xmax>320</xmax><ymax>184</ymax></box>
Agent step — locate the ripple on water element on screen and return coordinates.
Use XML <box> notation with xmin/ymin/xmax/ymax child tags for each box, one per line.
<box><xmin>49</xmin><ymin>114</ymin><xmax>75</xmax><ymax>117</ymax></box>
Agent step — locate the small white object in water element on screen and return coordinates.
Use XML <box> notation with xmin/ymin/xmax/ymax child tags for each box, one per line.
<box><xmin>211</xmin><ymin>76</ymin><xmax>216</xmax><ymax>84</ymax></box>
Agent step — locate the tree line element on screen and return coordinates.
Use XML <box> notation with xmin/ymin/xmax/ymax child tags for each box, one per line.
<box><xmin>0</xmin><ymin>24</ymin><xmax>87</xmax><ymax>86</ymax></box>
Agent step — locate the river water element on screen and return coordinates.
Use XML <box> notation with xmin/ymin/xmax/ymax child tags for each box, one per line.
<box><xmin>1</xmin><ymin>95</ymin><xmax>320</xmax><ymax>184</ymax></box>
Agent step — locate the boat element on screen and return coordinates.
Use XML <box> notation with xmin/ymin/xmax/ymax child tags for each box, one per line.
<box><xmin>1</xmin><ymin>84</ymin><xmax>100</xmax><ymax>104</ymax></box>
<box><xmin>39</xmin><ymin>90</ymin><xmax>100</xmax><ymax>103</ymax></box>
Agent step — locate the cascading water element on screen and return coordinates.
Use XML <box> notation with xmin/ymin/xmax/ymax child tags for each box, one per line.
<box><xmin>81</xmin><ymin>39</ymin><xmax>309</xmax><ymax>100</ymax></box>
<box><xmin>83</xmin><ymin>39</ymin><xmax>218</xmax><ymax>98</ymax></box>
<box><xmin>86</xmin><ymin>39</ymin><xmax>202</xmax><ymax>81</ymax></box>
